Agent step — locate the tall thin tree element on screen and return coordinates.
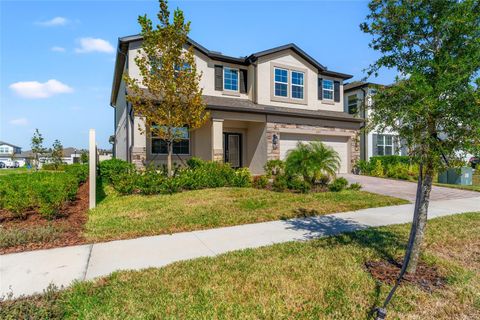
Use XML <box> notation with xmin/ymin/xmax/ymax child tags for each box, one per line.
<box><xmin>124</xmin><ymin>0</ymin><xmax>208</xmax><ymax>176</ymax></box>
<box><xmin>361</xmin><ymin>0</ymin><xmax>480</xmax><ymax>317</ymax></box>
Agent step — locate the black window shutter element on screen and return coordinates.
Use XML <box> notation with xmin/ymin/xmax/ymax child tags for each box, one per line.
<box><xmin>318</xmin><ymin>78</ymin><xmax>323</xmax><ymax>100</ymax></box>
<box><xmin>334</xmin><ymin>81</ymin><xmax>340</xmax><ymax>102</ymax></box>
<box><xmin>214</xmin><ymin>65</ymin><xmax>223</xmax><ymax>91</ymax></box>
<box><xmin>372</xmin><ymin>134</ymin><xmax>378</xmax><ymax>156</ymax></box>
<box><xmin>239</xmin><ymin>69</ymin><xmax>247</xmax><ymax>93</ymax></box>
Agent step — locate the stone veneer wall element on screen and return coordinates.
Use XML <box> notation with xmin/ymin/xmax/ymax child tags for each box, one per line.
<box><xmin>131</xmin><ymin>146</ymin><xmax>146</xmax><ymax>169</ymax></box>
<box><xmin>266</xmin><ymin>122</ymin><xmax>360</xmax><ymax>172</ymax></box>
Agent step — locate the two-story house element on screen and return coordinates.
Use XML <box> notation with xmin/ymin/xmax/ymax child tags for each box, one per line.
<box><xmin>344</xmin><ymin>81</ymin><xmax>407</xmax><ymax>161</ymax></box>
<box><xmin>111</xmin><ymin>35</ymin><xmax>363</xmax><ymax>174</ymax></box>
<box><xmin>0</xmin><ymin>141</ymin><xmax>22</xmax><ymax>167</ymax></box>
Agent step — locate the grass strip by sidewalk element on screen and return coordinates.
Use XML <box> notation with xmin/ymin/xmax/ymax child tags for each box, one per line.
<box><xmin>2</xmin><ymin>212</ymin><xmax>478</xmax><ymax>319</ymax></box>
<box><xmin>86</xmin><ymin>187</ymin><xmax>408</xmax><ymax>242</ymax></box>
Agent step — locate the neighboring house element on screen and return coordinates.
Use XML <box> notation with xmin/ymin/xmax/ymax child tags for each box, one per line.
<box><xmin>344</xmin><ymin>81</ymin><xmax>407</xmax><ymax>161</ymax></box>
<box><xmin>19</xmin><ymin>147</ymin><xmax>84</xmax><ymax>167</ymax></box>
<box><xmin>111</xmin><ymin>35</ymin><xmax>363</xmax><ymax>174</ymax></box>
<box><xmin>0</xmin><ymin>141</ymin><xmax>22</xmax><ymax>167</ymax></box>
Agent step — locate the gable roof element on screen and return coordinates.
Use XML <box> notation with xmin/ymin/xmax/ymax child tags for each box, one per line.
<box><xmin>111</xmin><ymin>35</ymin><xmax>353</xmax><ymax>106</ymax></box>
<box><xmin>0</xmin><ymin>141</ymin><xmax>21</xmax><ymax>149</ymax></box>
<box><xmin>344</xmin><ymin>81</ymin><xmax>384</xmax><ymax>92</ymax></box>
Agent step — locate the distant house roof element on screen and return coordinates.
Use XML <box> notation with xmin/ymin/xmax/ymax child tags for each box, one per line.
<box><xmin>14</xmin><ymin>147</ymin><xmax>83</xmax><ymax>159</ymax></box>
<box><xmin>0</xmin><ymin>141</ymin><xmax>21</xmax><ymax>149</ymax></box>
<box><xmin>111</xmin><ymin>35</ymin><xmax>353</xmax><ymax>106</ymax></box>
<box><xmin>344</xmin><ymin>81</ymin><xmax>384</xmax><ymax>92</ymax></box>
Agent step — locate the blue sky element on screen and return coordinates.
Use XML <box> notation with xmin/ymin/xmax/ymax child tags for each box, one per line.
<box><xmin>0</xmin><ymin>0</ymin><xmax>396</xmax><ymax>150</ymax></box>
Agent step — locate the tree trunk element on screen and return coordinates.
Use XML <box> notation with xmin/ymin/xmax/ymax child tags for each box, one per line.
<box><xmin>406</xmin><ymin>159</ymin><xmax>435</xmax><ymax>274</ymax></box>
<box><xmin>167</xmin><ymin>141</ymin><xmax>173</xmax><ymax>177</ymax></box>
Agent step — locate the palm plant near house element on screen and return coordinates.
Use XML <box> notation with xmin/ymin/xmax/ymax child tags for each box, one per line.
<box><xmin>285</xmin><ymin>141</ymin><xmax>340</xmax><ymax>185</ymax></box>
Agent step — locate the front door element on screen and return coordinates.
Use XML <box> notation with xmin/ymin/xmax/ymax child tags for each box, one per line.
<box><xmin>223</xmin><ymin>133</ymin><xmax>242</xmax><ymax>168</ymax></box>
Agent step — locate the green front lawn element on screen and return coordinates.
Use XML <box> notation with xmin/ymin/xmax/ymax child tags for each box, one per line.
<box><xmin>86</xmin><ymin>187</ymin><xmax>408</xmax><ymax>242</ymax></box>
<box><xmin>3</xmin><ymin>212</ymin><xmax>478</xmax><ymax>319</ymax></box>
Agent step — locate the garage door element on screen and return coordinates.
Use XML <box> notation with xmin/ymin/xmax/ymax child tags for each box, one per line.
<box><xmin>279</xmin><ymin>133</ymin><xmax>350</xmax><ymax>173</ymax></box>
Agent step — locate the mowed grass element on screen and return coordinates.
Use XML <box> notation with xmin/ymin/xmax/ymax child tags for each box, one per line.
<box><xmin>85</xmin><ymin>187</ymin><xmax>408</xmax><ymax>242</ymax></box>
<box><xmin>3</xmin><ymin>212</ymin><xmax>479</xmax><ymax>319</ymax></box>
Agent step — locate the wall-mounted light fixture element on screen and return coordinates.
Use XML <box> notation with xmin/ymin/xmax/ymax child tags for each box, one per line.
<box><xmin>272</xmin><ymin>134</ymin><xmax>279</xmax><ymax>150</ymax></box>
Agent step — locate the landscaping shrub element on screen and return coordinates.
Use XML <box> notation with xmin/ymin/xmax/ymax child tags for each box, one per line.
<box><xmin>386</xmin><ymin>163</ymin><xmax>410</xmax><ymax>180</ymax></box>
<box><xmin>0</xmin><ymin>172</ymin><xmax>79</xmax><ymax>219</ymax></box>
<box><xmin>355</xmin><ymin>160</ymin><xmax>373</xmax><ymax>175</ymax></box>
<box><xmin>287</xmin><ymin>176</ymin><xmax>311</xmax><ymax>193</ymax></box>
<box><xmin>111</xmin><ymin>171</ymin><xmax>139</xmax><ymax>195</ymax></box>
<box><xmin>370</xmin><ymin>155</ymin><xmax>411</xmax><ymax>167</ymax></box>
<box><xmin>231</xmin><ymin>168</ymin><xmax>252</xmax><ymax>187</ymax></box>
<box><xmin>65</xmin><ymin>164</ymin><xmax>88</xmax><ymax>184</ymax></box>
<box><xmin>252</xmin><ymin>175</ymin><xmax>269</xmax><ymax>189</ymax></box>
<box><xmin>186</xmin><ymin>157</ymin><xmax>205</xmax><ymax>169</ymax></box>
<box><xmin>284</xmin><ymin>142</ymin><xmax>340</xmax><ymax>184</ymax></box>
<box><xmin>348</xmin><ymin>182</ymin><xmax>362</xmax><ymax>191</ymax></box>
<box><xmin>371</xmin><ymin>160</ymin><xmax>385</xmax><ymax>177</ymax></box>
<box><xmin>42</xmin><ymin>163</ymin><xmax>67</xmax><ymax>171</ymax></box>
<box><xmin>264</xmin><ymin>159</ymin><xmax>285</xmax><ymax>178</ymax></box>
<box><xmin>318</xmin><ymin>174</ymin><xmax>331</xmax><ymax>186</ymax></box>
<box><xmin>272</xmin><ymin>174</ymin><xmax>288</xmax><ymax>192</ymax></box>
<box><xmin>135</xmin><ymin>170</ymin><xmax>166</xmax><ymax>195</ymax></box>
<box><xmin>99</xmin><ymin>159</ymin><xmax>134</xmax><ymax>183</ymax></box>
<box><xmin>328</xmin><ymin>177</ymin><xmax>349</xmax><ymax>192</ymax></box>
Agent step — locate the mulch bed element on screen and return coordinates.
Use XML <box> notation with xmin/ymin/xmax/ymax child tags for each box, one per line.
<box><xmin>0</xmin><ymin>182</ymin><xmax>90</xmax><ymax>254</ymax></box>
<box><xmin>365</xmin><ymin>259</ymin><xmax>446</xmax><ymax>292</ymax></box>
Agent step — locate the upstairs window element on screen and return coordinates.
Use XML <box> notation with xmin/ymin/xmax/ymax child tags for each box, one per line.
<box><xmin>151</xmin><ymin>126</ymin><xmax>190</xmax><ymax>155</ymax></box>
<box><xmin>323</xmin><ymin>79</ymin><xmax>334</xmax><ymax>100</ymax></box>
<box><xmin>274</xmin><ymin>68</ymin><xmax>288</xmax><ymax>97</ymax></box>
<box><xmin>347</xmin><ymin>94</ymin><xmax>358</xmax><ymax>114</ymax></box>
<box><xmin>291</xmin><ymin>71</ymin><xmax>304</xmax><ymax>99</ymax></box>
<box><xmin>223</xmin><ymin>67</ymin><xmax>239</xmax><ymax>91</ymax></box>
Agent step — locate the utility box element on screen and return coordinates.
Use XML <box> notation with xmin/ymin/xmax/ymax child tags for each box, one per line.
<box><xmin>438</xmin><ymin>167</ymin><xmax>473</xmax><ymax>185</ymax></box>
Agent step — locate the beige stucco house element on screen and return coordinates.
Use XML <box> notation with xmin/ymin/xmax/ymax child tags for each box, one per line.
<box><xmin>110</xmin><ymin>35</ymin><xmax>363</xmax><ymax>174</ymax></box>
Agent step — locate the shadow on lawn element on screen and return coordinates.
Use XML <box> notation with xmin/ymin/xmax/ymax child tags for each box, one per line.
<box><xmin>95</xmin><ymin>177</ymin><xmax>108</xmax><ymax>205</ymax></box>
<box><xmin>284</xmin><ymin>210</ymin><xmax>408</xmax><ymax>264</ymax></box>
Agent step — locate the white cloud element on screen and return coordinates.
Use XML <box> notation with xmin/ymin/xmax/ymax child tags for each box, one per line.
<box><xmin>10</xmin><ymin>118</ymin><xmax>29</xmax><ymax>126</ymax></box>
<box><xmin>9</xmin><ymin>79</ymin><xmax>74</xmax><ymax>99</ymax></box>
<box><xmin>37</xmin><ymin>17</ymin><xmax>68</xmax><ymax>27</ymax></box>
<box><xmin>75</xmin><ymin>37</ymin><xmax>114</xmax><ymax>54</ymax></box>
<box><xmin>51</xmin><ymin>46</ymin><xmax>66</xmax><ymax>52</ymax></box>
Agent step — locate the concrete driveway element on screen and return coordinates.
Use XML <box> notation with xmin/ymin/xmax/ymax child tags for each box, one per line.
<box><xmin>341</xmin><ymin>174</ymin><xmax>479</xmax><ymax>202</ymax></box>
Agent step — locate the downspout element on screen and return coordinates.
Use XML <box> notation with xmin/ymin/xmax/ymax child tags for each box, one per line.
<box><xmin>360</xmin><ymin>87</ymin><xmax>368</xmax><ymax>161</ymax></box>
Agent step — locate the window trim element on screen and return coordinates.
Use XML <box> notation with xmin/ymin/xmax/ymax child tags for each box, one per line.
<box><xmin>223</xmin><ymin>67</ymin><xmax>239</xmax><ymax>92</ymax></box>
<box><xmin>274</xmin><ymin>67</ymin><xmax>289</xmax><ymax>98</ymax></box>
<box><xmin>376</xmin><ymin>134</ymin><xmax>394</xmax><ymax>156</ymax></box>
<box><xmin>347</xmin><ymin>94</ymin><xmax>358</xmax><ymax>114</ymax></box>
<box><xmin>270</xmin><ymin>63</ymin><xmax>308</xmax><ymax>105</ymax></box>
<box><xmin>151</xmin><ymin>127</ymin><xmax>191</xmax><ymax>156</ymax></box>
<box><xmin>322</xmin><ymin>79</ymin><xmax>334</xmax><ymax>101</ymax></box>
<box><xmin>290</xmin><ymin>71</ymin><xmax>304</xmax><ymax>100</ymax></box>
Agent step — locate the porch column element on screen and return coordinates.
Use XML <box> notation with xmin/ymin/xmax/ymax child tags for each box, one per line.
<box><xmin>211</xmin><ymin>118</ymin><xmax>224</xmax><ymax>162</ymax></box>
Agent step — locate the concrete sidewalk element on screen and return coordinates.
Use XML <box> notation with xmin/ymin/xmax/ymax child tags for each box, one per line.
<box><xmin>1</xmin><ymin>196</ymin><xmax>479</xmax><ymax>298</ymax></box>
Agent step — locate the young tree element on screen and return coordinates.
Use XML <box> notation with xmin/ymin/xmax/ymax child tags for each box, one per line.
<box><xmin>31</xmin><ymin>128</ymin><xmax>46</xmax><ymax>170</ymax></box>
<box><xmin>51</xmin><ymin>139</ymin><xmax>64</xmax><ymax>169</ymax></box>
<box><xmin>124</xmin><ymin>0</ymin><xmax>208</xmax><ymax>176</ymax></box>
<box><xmin>361</xmin><ymin>0</ymin><xmax>480</xmax><ymax>315</ymax></box>
<box><xmin>80</xmin><ymin>151</ymin><xmax>89</xmax><ymax>164</ymax></box>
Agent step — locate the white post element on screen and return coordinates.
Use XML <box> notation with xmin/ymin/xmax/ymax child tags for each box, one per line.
<box><xmin>89</xmin><ymin>129</ymin><xmax>96</xmax><ymax>209</ymax></box>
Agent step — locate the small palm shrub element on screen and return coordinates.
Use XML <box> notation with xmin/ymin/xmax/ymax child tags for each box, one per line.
<box><xmin>285</xmin><ymin>141</ymin><xmax>340</xmax><ymax>184</ymax></box>
<box><xmin>287</xmin><ymin>176</ymin><xmax>311</xmax><ymax>193</ymax></box>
